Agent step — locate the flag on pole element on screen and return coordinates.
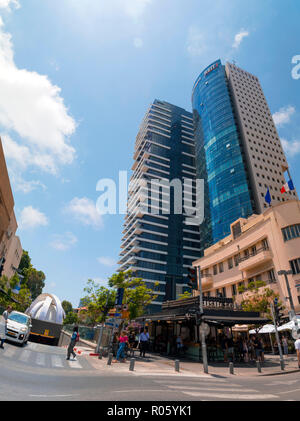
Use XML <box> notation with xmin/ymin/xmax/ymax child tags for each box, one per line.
<box><xmin>265</xmin><ymin>188</ymin><xmax>271</xmax><ymax>206</ymax></box>
<box><xmin>281</xmin><ymin>179</ymin><xmax>295</xmax><ymax>194</ymax></box>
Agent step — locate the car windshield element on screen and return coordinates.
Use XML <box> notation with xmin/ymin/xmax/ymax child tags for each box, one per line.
<box><xmin>8</xmin><ymin>313</ymin><xmax>29</xmax><ymax>325</ymax></box>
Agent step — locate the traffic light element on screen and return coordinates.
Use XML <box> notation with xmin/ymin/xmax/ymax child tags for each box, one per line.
<box><xmin>115</xmin><ymin>288</ymin><xmax>124</xmax><ymax>307</ymax></box>
<box><xmin>274</xmin><ymin>299</ymin><xmax>284</xmax><ymax>326</ymax></box>
<box><xmin>187</xmin><ymin>267</ymin><xmax>197</xmax><ymax>290</ymax></box>
<box><xmin>0</xmin><ymin>257</ymin><xmax>6</xmax><ymax>277</ymax></box>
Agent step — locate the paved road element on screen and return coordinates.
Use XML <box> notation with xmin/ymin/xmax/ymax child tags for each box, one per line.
<box><xmin>1</xmin><ymin>342</ymin><xmax>300</xmax><ymax>401</ymax></box>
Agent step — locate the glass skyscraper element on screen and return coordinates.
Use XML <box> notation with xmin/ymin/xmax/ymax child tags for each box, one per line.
<box><xmin>119</xmin><ymin>100</ymin><xmax>201</xmax><ymax>313</ymax></box>
<box><xmin>192</xmin><ymin>60</ymin><xmax>255</xmax><ymax>248</ymax></box>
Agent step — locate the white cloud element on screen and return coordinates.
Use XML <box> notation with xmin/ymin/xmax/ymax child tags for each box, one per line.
<box><xmin>50</xmin><ymin>232</ymin><xmax>78</xmax><ymax>251</ymax></box>
<box><xmin>19</xmin><ymin>206</ymin><xmax>48</xmax><ymax>230</ymax></box>
<box><xmin>97</xmin><ymin>256</ymin><xmax>116</xmax><ymax>267</ymax></box>
<box><xmin>133</xmin><ymin>37</ymin><xmax>143</xmax><ymax>48</ymax></box>
<box><xmin>281</xmin><ymin>138</ymin><xmax>300</xmax><ymax>157</ymax></box>
<box><xmin>273</xmin><ymin>106</ymin><xmax>295</xmax><ymax>127</ymax></box>
<box><xmin>0</xmin><ymin>15</ymin><xmax>76</xmax><ymax>177</ymax></box>
<box><xmin>9</xmin><ymin>171</ymin><xmax>46</xmax><ymax>194</ymax></box>
<box><xmin>65</xmin><ymin>197</ymin><xmax>103</xmax><ymax>229</ymax></box>
<box><xmin>186</xmin><ymin>26</ymin><xmax>206</xmax><ymax>57</ymax></box>
<box><xmin>232</xmin><ymin>29</ymin><xmax>249</xmax><ymax>49</ymax></box>
<box><xmin>0</xmin><ymin>0</ymin><xmax>19</xmax><ymax>11</ymax></box>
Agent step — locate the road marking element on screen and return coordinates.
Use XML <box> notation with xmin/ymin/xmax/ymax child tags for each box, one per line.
<box><xmin>19</xmin><ymin>350</ymin><xmax>31</xmax><ymax>363</ymax></box>
<box><xmin>155</xmin><ymin>379</ymin><xmax>229</xmax><ymax>384</ymax></box>
<box><xmin>266</xmin><ymin>380</ymin><xmax>299</xmax><ymax>386</ymax></box>
<box><xmin>182</xmin><ymin>391</ymin><xmax>278</xmax><ymax>400</ymax></box>
<box><xmin>68</xmin><ymin>359</ymin><xmax>82</xmax><ymax>369</ymax></box>
<box><xmin>279</xmin><ymin>388</ymin><xmax>300</xmax><ymax>395</ymax></box>
<box><xmin>29</xmin><ymin>394</ymin><xmax>79</xmax><ymax>398</ymax></box>
<box><xmin>114</xmin><ymin>390</ymin><xmax>175</xmax><ymax>393</ymax></box>
<box><xmin>51</xmin><ymin>355</ymin><xmax>64</xmax><ymax>368</ymax></box>
<box><xmin>36</xmin><ymin>353</ymin><xmax>46</xmax><ymax>366</ymax></box>
<box><xmin>28</xmin><ymin>343</ymin><xmax>38</xmax><ymax>351</ymax></box>
<box><xmin>167</xmin><ymin>386</ymin><xmax>257</xmax><ymax>393</ymax></box>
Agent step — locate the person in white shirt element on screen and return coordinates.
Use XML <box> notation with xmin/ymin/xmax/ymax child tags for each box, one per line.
<box><xmin>294</xmin><ymin>338</ymin><xmax>300</xmax><ymax>368</ymax></box>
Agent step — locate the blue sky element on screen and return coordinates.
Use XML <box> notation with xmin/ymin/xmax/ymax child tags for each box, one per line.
<box><xmin>0</xmin><ymin>0</ymin><xmax>299</xmax><ymax>307</ymax></box>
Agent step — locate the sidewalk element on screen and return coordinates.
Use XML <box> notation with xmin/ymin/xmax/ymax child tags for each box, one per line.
<box><xmin>82</xmin><ymin>350</ymin><xmax>300</xmax><ymax>378</ymax></box>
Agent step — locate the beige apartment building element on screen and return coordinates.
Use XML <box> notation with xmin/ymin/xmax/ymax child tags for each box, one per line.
<box><xmin>193</xmin><ymin>200</ymin><xmax>300</xmax><ymax>314</ymax></box>
<box><xmin>0</xmin><ymin>138</ymin><xmax>22</xmax><ymax>279</ymax></box>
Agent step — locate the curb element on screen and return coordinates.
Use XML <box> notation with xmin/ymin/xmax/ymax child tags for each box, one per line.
<box><xmin>258</xmin><ymin>368</ymin><xmax>300</xmax><ymax>377</ymax></box>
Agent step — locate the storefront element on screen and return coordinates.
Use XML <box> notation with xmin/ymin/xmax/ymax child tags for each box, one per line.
<box><xmin>136</xmin><ymin>296</ymin><xmax>269</xmax><ymax>362</ymax></box>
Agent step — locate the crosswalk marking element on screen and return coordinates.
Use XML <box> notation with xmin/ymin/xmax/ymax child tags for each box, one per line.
<box><xmin>182</xmin><ymin>391</ymin><xmax>277</xmax><ymax>400</ymax></box>
<box><xmin>51</xmin><ymin>355</ymin><xmax>64</xmax><ymax>368</ymax></box>
<box><xmin>36</xmin><ymin>353</ymin><xmax>46</xmax><ymax>366</ymax></box>
<box><xmin>167</xmin><ymin>386</ymin><xmax>257</xmax><ymax>393</ymax></box>
<box><xmin>19</xmin><ymin>350</ymin><xmax>31</xmax><ymax>363</ymax></box>
<box><xmin>68</xmin><ymin>359</ymin><xmax>82</xmax><ymax>369</ymax></box>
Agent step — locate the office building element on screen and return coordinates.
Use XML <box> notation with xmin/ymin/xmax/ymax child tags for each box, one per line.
<box><xmin>192</xmin><ymin>60</ymin><xmax>298</xmax><ymax>250</ymax></box>
<box><xmin>119</xmin><ymin>100</ymin><xmax>201</xmax><ymax>312</ymax></box>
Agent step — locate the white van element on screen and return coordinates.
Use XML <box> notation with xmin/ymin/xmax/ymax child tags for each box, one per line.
<box><xmin>5</xmin><ymin>311</ymin><xmax>32</xmax><ymax>346</ymax></box>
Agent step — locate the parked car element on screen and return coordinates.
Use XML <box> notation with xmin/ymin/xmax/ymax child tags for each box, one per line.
<box><xmin>6</xmin><ymin>311</ymin><xmax>32</xmax><ymax>346</ymax></box>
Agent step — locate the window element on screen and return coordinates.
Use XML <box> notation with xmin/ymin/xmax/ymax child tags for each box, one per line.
<box><xmin>268</xmin><ymin>269</ymin><xmax>276</xmax><ymax>283</ymax></box>
<box><xmin>222</xmin><ymin>287</ymin><xmax>227</xmax><ymax>298</ymax></box>
<box><xmin>218</xmin><ymin>262</ymin><xmax>224</xmax><ymax>273</ymax></box>
<box><xmin>228</xmin><ymin>258</ymin><xmax>233</xmax><ymax>270</ymax></box>
<box><xmin>262</xmin><ymin>238</ymin><xmax>269</xmax><ymax>250</ymax></box>
<box><xmin>231</xmin><ymin>284</ymin><xmax>237</xmax><ymax>296</ymax></box>
<box><xmin>213</xmin><ymin>265</ymin><xmax>218</xmax><ymax>275</ymax></box>
<box><xmin>251</xmin><ymin>245</ymin><xmax>257</xmax><ymax>256</ymax></box>
<box><xmin>282</xmin><ymin>224</ymin><xmax>300</xmax><ymax>242</ymax></box>
<box><xmin>234</xmin><ymin>254</ymin><xmax>239</xmax><ymax>266</ymax></box>
<box><xmin>290</xmin><ymin>258</ymin><xmax>300</xmax><ymax>275</ymax></box>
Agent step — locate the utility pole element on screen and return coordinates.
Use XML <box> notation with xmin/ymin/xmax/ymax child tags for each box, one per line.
<box><xmin>197</xmin><ymin>266</ymin><xmax>208</xmax><ymax>374</ymax></box>
<box><xmin>270</xmin><ymin>302</ymin><xmax>285</xmax><ymax>370</ymax></box>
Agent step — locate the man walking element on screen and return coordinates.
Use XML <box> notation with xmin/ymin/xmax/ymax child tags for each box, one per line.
<box><xmin>1</xmin><ymin>305</ymin><xmax>12</xmax><ymax>349</ymax></box>
<box><xmin>66</xmin><ymin>326</ymin><xmax>79</xmax><ymax>360</ymax></box>
<box><xmin>139</xmin><ymin>328</ymin><xmax>150</xmax><ymax>358</ymax></box>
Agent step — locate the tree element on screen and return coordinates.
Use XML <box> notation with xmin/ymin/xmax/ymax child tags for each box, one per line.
<box><xmin>108</xmin><ymin>271</ymin><xmax>159</xmax><ymax>320</ymax></box>
<box><xmin>239</xmin><ymin>280</ymin><xmax>284</xmax><ymax>319</ymax></box>
<box><xmin>62</xmin><ymin>300</ymin><xmax>73</xmax><ymax>315</ymax></box>
<box><xmin>63</xmin><ymin>311</ymin><xmax>79</xmax><ymax>325</ymax></box>
<box><xmin>18</xmin><ymin>250</ymin><xmax>46</xmax><ymax>300</ymax></box>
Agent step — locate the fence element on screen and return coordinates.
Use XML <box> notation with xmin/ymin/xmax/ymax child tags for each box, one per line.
<box><xmin>63</xmin><ymin>324</ymin><xmax>113</xmax><ymax>350</ymax></box>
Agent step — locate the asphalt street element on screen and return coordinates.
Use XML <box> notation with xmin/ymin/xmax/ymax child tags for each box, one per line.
<box><xmin>1</xmin><ymin>341</ymin><xmax>300</xmax><ymax>401</ymax></box>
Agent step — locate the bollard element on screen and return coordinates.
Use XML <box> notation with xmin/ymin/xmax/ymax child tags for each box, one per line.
<box><xmin>280</xmin><ymin>359</ymin><xmax>285</xmax><ymax>371</ymax></box>
<box><xmin>256</xmin><ymin>361</ymin><xmax>262</xmax><ymax>373</ymax></box>
<box><xmin>98</xmin><ymin>349</ymin><xmax>103</xmax><ymax>360</ymax></box>
<box><xmin>107</xmin><ymin>353</ymin><xmax>113</xmax><ymax>365</ymax></box>
<box><xmin>229</xmin><ymin>362</ymin><xmax>234</xmax><ymax>375</ymax></box>
<box><xmin>175</xmin><ymin>360</ymin><xmax>180</xmax><ymax>372</ymax></box>
<box><xmin>129</xmin><ymin>358</ymin><xmax>135</xmax><ymax>371</ymax></box>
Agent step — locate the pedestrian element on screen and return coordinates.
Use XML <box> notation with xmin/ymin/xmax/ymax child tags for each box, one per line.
<box><xmin>139</xmin><ymin>328</ymin><xmax>150</xmax><ymax>358</ymax></box>
<box><xmin>227</xmin><ymin>336</ymin><xmax>235</xmax><ymax>362</ymax></box>
<box><xmin>221</xmin><ymin>334</ymin><xmax>228</xmax><ymax>362</ymax></box>
<box><xmin>242</xmin><ymin>338</ymin><xmax>249</xmax><ymax>363</ymax></box>
<box><xmin>66</xmin><ymin>326</ymin><xmax>79</xmax><ymax>360</ymax></box>
<box><xmin>253</xmin><ymin>335</ymin><xmax>263</xmax><ymax>362</ymax></box>
<box><xmin>176</xmin><ymin>335</ymin><xmax>184</xmax><ymax>355</ymax></box>
<box><xmin>128</xmin><ymin>331</ymin><xmax>136</xmax><ymax>357</ymax></box>
<box><xmin>1</xmin><ymin>305</ymin><xmax>12</xmax><ymax>348</ymax></box>
<box><xmin>282</xmin><ymin>336</ymin><xmax>289</xmax><ymax>356</ymax></box>
<box><xmin>295</xmin><ymin>337</ymin><xmax>300</xmax><ymax>369</ymax></box>
<box><xmin>113</xmin><ymin>331</ymin><xmax>129</xmax><ymax>363</ymax></box>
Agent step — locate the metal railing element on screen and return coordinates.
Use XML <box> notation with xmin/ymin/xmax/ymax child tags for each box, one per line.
<box><xmin>239</xmin><ymin>246</ymin><xmax>270</xmax><ymax>263</ymax></box>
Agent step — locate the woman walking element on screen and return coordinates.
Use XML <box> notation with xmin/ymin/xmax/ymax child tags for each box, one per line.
<box><xmin>113</xmin><ymin>331</ymin><xmax>129</xmax><ymax>363</ymax></box>
<box><xmin>66</xmin><ymin>326</ymin><xmax>79</xmax><ymax>360</ymax></box>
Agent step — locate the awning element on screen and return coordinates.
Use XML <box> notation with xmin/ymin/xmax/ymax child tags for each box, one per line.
<box><xmin>249</xmin><ymin>324</ymin><xmax>275</xmax><ymax>334</ymax></box>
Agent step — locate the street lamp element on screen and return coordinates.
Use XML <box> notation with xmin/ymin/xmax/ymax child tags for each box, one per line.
<box><xmin>196</xmin><ymin>266</ymin><xmax>208</xmax><ymax>374</ymax></box>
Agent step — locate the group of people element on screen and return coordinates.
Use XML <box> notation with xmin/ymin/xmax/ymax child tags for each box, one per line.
<box><xmin>220</xmin><ymin>334</ymin><xmax>265</xmax><ymax>363</ymax></box>
<box><xmin>113</xmin><ymin>328</ymin><xmax>150</xmax><ymax>363</ymax></box>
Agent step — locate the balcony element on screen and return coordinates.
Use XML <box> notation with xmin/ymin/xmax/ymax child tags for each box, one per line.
<box><xmin>238</xmin><ymin>247</ymin><xmax>273</xmax><ymax>272</ymax></box>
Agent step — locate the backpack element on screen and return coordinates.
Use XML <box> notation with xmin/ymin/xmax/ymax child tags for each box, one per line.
<box><xmin>75</xmin><ymin>333</ymin><xmax>80</xmax><ymax>343</ymax></box>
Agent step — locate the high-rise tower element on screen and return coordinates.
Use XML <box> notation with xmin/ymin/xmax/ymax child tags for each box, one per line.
<box><xmin>192</xmin><ymin>60</ymin><xmax>298</xmax><ymax>250</ymax></box>
<box><xmin>119</xmin><ymin>100</ymin><xmax>201</xmax><ymax>313</ymax></box>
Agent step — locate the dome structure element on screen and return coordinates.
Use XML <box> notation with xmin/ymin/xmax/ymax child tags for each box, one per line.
<box><xmin>26</xmin><ymin>293</ymin><xmax>66</xmax><ymax>324</ymax></box>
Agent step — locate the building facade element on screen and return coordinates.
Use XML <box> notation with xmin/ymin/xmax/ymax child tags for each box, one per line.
<box><xmin>192</xmin><ymin>60</ymin><xmax>298</xmax><ymax>250</ymax></box>
<box><xmin>119</xmin><ymin>100</ymin><xmax>201</xmax><ymax>312</ymax></box>
<box><xmin>193</xmin><ymin>200</ymin><xmax>300</xmax><ymax>315</ymax></box>
<box><xmin>0</xmin><ymin>138</ymin><xmax>22</xmax><ymax>279</ymax></box>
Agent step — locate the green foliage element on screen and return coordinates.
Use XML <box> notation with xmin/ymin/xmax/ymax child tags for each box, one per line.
<box><xmin>63</xmin><ymin>311</ymin><xmax>79</xmax><ymax>325</ymax></box>
<box><xmin>18</xmin><ymin>250</ymin><xmax>45</xmax><ymax>300</ymax></box>
<box><xmin>62</xmin><ymin>300</ymin><xmax>73</xmax><ymax>315</ymax></box>
<box><xmin>239</xmin><ymin>280</ymin><xmax>284</xmax><ymax>318</ymax></box>
<box><xmin>79</xmin><ymin>271</ymin><xmax>159</xmax><ymax>326</ymax></box>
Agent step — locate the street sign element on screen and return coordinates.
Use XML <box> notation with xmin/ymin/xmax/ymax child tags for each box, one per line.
<box><xmin>199</xmin><ymin>322</ymin><xmax>210</xmax><ymax>337</ymax></box>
